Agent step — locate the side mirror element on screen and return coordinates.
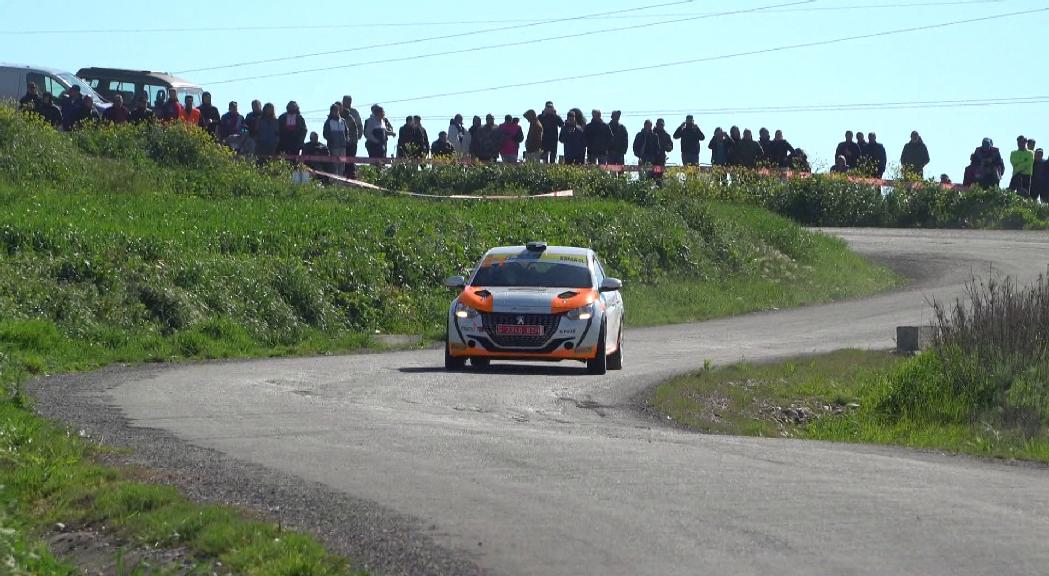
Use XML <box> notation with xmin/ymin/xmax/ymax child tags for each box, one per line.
<box><xmin>599</xmin><ymin>277</ymin><xmax>623</xmax><ymax>292</ymax></box>
<box><xmin>444</xmin><ymin>275</ymin><xmax>466</xmax><ymax>289</ymax></box>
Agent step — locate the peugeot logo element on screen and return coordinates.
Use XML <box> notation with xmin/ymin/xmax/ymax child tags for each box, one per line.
<box><xmin>516</xmin><ymin>315</ymin><xmax>525</xmax><ymax>325</ymax></box>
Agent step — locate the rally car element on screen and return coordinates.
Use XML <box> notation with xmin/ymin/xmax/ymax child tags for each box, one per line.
<box><xmin>444</xmin><ymin>242</ymin><xmax>625</xmax><ymax>374</ymax></box>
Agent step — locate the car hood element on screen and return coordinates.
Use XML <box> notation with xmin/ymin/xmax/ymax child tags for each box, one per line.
<box><xmin>460</xmin><ymin>286</ymin><xmax>597</xmax><ymax>314</ymax></box>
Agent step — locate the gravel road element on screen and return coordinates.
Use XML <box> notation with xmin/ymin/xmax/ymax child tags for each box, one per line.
<box><xmin>30</xmin><ymin>229</ymin><xmax>1049</xmax><ymax>576</ymax></box>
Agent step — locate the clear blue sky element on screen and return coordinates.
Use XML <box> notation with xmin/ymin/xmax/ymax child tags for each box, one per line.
<box><xmin>1</xmin><ymin>0</ymin><xmax>1045</xmax><ymax>180</ymax></box>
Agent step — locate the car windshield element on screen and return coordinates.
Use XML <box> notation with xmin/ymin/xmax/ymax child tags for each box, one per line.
<box><xmin>59</xmin><ymin>72</ymin><xmax>107</xmax><ymax>103</ymax></box>
<box><xmin>471</xmin><ymin>258</ymin><xmax>592</xmax><ymax>288</ymax></box>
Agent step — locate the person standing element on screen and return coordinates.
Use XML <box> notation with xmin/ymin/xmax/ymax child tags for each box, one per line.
<box><xmin>397</xmin><ymin>116</ymin><xmax>415</xmax><ymax>158</ymax></box>
<box><xmin>861</xmin><ymin>132</ymin><xmax>887</xmax><ymax>178</ymax></box>
<box><xmin>855</xmin><ymin>131</ymin><xmax>868</xmax><ymax>161</ymax></box>
<box><xmin>276</xmin><ymin>101</ymin><xmax>307</xmax><ymax>158</ymax></box>
<box><xmin>1009</xmin><ymin>135</ymin><xmax>1035</xmax><ymax>195</ymax></box>
<box><xmin>523</xmin><ymin>109</ymin><xmax>543</xmax><ymax>162</ymax></box>
<box><xmin>633</xmin><ymin>120</ymin><xmax>661</xmax><ymax>178</ymax></box>
<box><xmin>74</xmin><ymin>96</ymin><xmax>102</xmax><ymax>127</ymax></box>
<box><xmin>1031</xmin><ymin>148</ymin><xmax>1048</xmax><ymax>202</ymax></box>
<box><xmin>730</xmin><ymin>129</ymin><xmax>763</xmax><ymax>168</ymax></box>
<box><xmin>60</xmin><ymin>85</ymin><xmax>84</xmax><ymax>131</ymax></box>
<box><xmin>129</xmin><ymin>94</ymin><xmax>155</xmax><ymax>124</ymax></box>
<box><xmin>900</xmin><ymin>131</ymin><xmax>930</xmax><ymax>179</ymax></box>
<box><xmin>159</xmin><ymin>88</ymin><xmax>183</xmax><ymax>122</ymax></box>
<box><xmin>465</xmin><ymin>115</ymin><xmax>482</xmax><ymax>160</ymax></box>
<box><xmin>197</xmin><ymin>91</ymin><xmax>221</xmax><ymax>137</ymax></box>
<box><xmin>584</xmin><ymin>109</ymin><xmax>613</xmax><ymax>165</ymax></box>
<box><xmin>255</xmin><ymin>103</ymin><xmax>280</xmax><ymax>159</ymax></box>
<box><xmin>835</xmin><ymin>130</ymin><xmax>862</xmax><ymax>169</ymax></box>
<box><xmin>764</xmin><ymin>130</ymin><xmax>795</xmax><ymax>169</ymax></box>
<box><xmin>18</xmin><ymin>82</ymin><xmax>40</xmax><ymax>113</ymax></box>
<box><xmin>725</xmin><ymin>126</ymin><xmax>743</xmax><ymax>166</ymax></box>
<box><xmin>364</xmin><ymin>105</ymin><xmax>395</xmax><ymax>160</ymax></box>
<box><xmin>323</xmin><ymin>104</ymin><xmax>349</xmax><ymax>176</ymax></box>
<box><xmin>673</xmin><ymin>115</ymin><xmax>706</xmax><ymax>166</ymax></box>
<box><xmin>338</xmin><ymin>95</ymin><xmax>364</xmax><ymax>176</ymax></box>
<box><xmin>653</xmin><ymin>119</ymin><xmax>673</xmax><ymax>174</ymax></box>
<box><xmin>499</xmin><ymin>114</ymin><xmax>524</xmax><ymax>163</ymax></box>
<box><xmin>102</xmin><ymin>94</ymin><xmax>130</xmax><ymax>124</ymax></box>
<box><xmin>476</xmin><ymin>114</ymin><xmax>503</xmax><ymax>162</ymax></box>
<box><xmin>708</xmin><ymin>127</ymin><xmax>732</xmax><ymax>167</ymax></box>
<box><xmin>448</xmin><ymin>114</ymin><xmax>467</xmax><ymax>158</ymax></box>
<box><xmin>607</xmin><ymin>110</ymin><xmax>629</xmax><ymax>167</ymax></box>
<box><xmin>178</xmin><ymin>95</ymin><xmax>201</xmax><ymax>126</ymax></box>
<box><xmin>219</xmin><ymin>101</ymin><xmax>245</xmax><ymax>140</ymax></box>
<box><xmin>538</xmin><ymin>102</ymin><xmax>564</xmax><ymax>163</ymax></box>
<box><xmin>559</xmin><ymin>114</ymin><xmax>586</xmax><ymax>165</ymax></box>
<box><xmin>413</xmin><ymin>115</ymin><xmax>430</xmax><ymax>159</ymax></box>
<box><xmin>245</xmin><ymin>100</ymin><xmax>263</xmax><ymax>138</ymax></box>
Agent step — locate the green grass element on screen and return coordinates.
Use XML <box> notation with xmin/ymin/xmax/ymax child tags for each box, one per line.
<box><xmin>651</xmin><ymin>350</ymin><xmax>1049</xmax><ymax>462</ymax></box>
<box><xmin>0</xmin><ymin>107</ymin><xmax>899</xmax><ymax>572</ymax></box>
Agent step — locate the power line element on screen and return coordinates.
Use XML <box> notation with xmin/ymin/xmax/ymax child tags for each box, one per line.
<box><xmin>375</xmin><ymin>7</ymin><xmax>1048</xmax><ymax>106</ymax></box>
<box><xmin>175</xmin><ymin>0</ymin><xmax>701</xmax><ymax>75</ymax></box>
<box><xmin>205</xmin><ymin>1</ymin><xmax>811</xmax><ymax>87</ymax></box>
<box><xmin>0</xmin><ymin>0</ymin><xmax>1004</xmax><ymax>34</ymax></box>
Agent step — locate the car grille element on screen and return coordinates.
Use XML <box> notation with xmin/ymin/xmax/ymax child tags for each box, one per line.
<box><xmin>481</xmin><ymin>313</ymin><xmax>561</xmax><ymax>348</ymax></box>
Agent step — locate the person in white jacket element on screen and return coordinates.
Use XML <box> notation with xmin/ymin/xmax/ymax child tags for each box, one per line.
<box><xmin>364</xmin><ymin>104</ymin><xmax>395</xmax><ymax>159</ymax></box>
<box><xmin>448</xmin><ymin>114</ymin><xmax>467</xmax><ymax>158</ymax></box>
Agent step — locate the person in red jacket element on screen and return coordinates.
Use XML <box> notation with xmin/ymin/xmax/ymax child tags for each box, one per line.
<box><xmin>158</xmin><ymin>88</ymin><xmax>183</xmax><ymax>122</ymax></box>
<box><xmin>178</xmin><ymin>95</ymin><xmax>201</xmax><ymax>125</ymax></box>
<box><xmin>498</xmin><ymin>114</ymin><xmax>523</xmax><ymax>163</ymax></box>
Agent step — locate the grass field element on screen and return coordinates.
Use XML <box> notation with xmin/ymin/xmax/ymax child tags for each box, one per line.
<box><xmin>0</xmin><ymin>107</ymin><xmax>900</xmax><ymax>573</ymax></box>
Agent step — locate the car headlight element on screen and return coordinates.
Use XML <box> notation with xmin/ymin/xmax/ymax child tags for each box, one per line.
<box><xmin>454</xmin><ymin>301</ymin><xmax>479</xmax><ymax>319</ymax></box>
<box><xmin>565</xmin><ymin>303</ymin><xmax>594</xmax><ymax>321</ymax></box>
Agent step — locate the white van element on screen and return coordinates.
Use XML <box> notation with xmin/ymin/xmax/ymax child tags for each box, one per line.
<box><xmin>0</xmin><ymin>63</ymin><xmax>110</xmax><ymax>109</ymax></box>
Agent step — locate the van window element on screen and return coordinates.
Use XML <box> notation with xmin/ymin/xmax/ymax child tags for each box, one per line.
<box><xmin>105</xmin><ymin>80</ymin><xmax>137</xmax><ymax>104</ymax></box>
<box><xmin>26</xmin><ymin>73</ymin><xmax>65</xmax><ymax>99</ymax></box>
<box><xmin>144</xmin><ymin>84</ymin><xmax>167</xmax><ymax>105</ymax></box>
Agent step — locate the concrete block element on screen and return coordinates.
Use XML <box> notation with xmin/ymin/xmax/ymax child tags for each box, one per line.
<box><xmin>896</xmin><ymin>326</ymin><xmax>935</xmax><ymax>353</ymax></box>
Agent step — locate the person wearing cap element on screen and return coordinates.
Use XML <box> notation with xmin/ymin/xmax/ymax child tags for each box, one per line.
<box><xmin>607</xmin><ymin>111</ymin><xmax>629</xmax><ymax>167</ymax></box>
<box><xmin>584</xmin><ymin>109</ymin><xmax>612</xmax><ymax>165</ymax></box>
<box><xmin>103</xmin><ymin>94</ymin><xmax>131</xmax><ymax>124</ymax></box>
<box><xmin>900</xmin><ymin>131</ymin><xmax>930</xmax><ymax>179</ymax></box>
<box><xmin>673</xmin><ymin>115</ymin><xmax>706</xmax><ymax>166</ymax></box>
<box><xmin>130</xmin><ymin>94</ymin><xmax>155</xmax><ymax>124</ymax></box>
<box><xmin>538</xmin><ymin>102</ymin><xmax>564</xmax><ymax>163</ymax></box>
<box><xmin>1008</xmin><ymin>135</ymin><xmax>1035</xmax><ymax>195</ymax></box>
<box><xmin>60</xmin><ymin>85</ymin><xmax>83</xmax><ymax>131</ymax></box>
<box><xmin>972</xmin><ymin>137</ymin><xmax>1005</xmax><ymax>189</ymax></box>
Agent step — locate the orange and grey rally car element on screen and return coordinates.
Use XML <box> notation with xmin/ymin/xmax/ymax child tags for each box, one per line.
<box><xmin>444</xmin><ymin>242</ymin><xmax>625</xmax><ymax>374</ymax></box>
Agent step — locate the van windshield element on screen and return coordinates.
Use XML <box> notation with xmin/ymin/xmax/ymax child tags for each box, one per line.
<box><xmin>58</xmin><ymin>72</ymin><xmax>107</xmax><ymax>103</ymax></box>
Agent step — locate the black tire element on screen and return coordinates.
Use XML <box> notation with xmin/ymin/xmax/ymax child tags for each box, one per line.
<box><xmin>445</xmin><ymin>341</ymin><xmax>466</xmax><ymax>370</ymax></box>
<box><xmin>607</xmin><ymin>326</ymin><xmax>623</xmax><ymax>371</ymax></box>
<box><xmin>470</xmin><ymin>357</ymin><xmax>491</xmax><ymax>369</ymax></box>
<box><xmin>586</xmin><ymin>323</ymin><xmax>608</xmax><ymax>375</ymax></box>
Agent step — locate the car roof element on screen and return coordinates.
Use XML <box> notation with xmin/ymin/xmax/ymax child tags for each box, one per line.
<box><xmin>75</xmin><ymin>67</ymin><xmax>201</xmax><ymax>88</ymax></box>
<box><xmin>486</xmin><ymin>245</ymin><xmax>593</xmax><ymax>258</ymax></box>
<box><xmin>1</xmin><ymin>63</ymin><xmax>74</xmax><ymax>75</ymax></box>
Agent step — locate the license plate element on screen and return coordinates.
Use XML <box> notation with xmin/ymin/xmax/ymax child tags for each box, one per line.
<box><xmin>496</xmin><ymin>324</ymin><xmax>544</xmax><ymax>336</ymax></box>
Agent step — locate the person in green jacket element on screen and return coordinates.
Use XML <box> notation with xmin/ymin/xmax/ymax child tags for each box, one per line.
<box><xmin>1009</xmin><ymin>135</ymin><xmax>1035</xmax><ymax>196</ymax></box>
<box><xmin>900</xmin><ymin>131</ymin><xmax>930</xmax><ymax>179</ymax></box>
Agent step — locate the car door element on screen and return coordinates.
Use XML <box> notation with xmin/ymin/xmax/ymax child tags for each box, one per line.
<box><xmin>594</xmin><ymin>256</ymin><xmax>623</xmax><ymax>341</ymax></box>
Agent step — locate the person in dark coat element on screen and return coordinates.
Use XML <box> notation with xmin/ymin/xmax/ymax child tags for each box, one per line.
<box><xmin>219</xmin><ymin>101</ymin><xmax>245</xmax><ymax>139</ymax></box>
<box><xmin>244</xmin><ymin>100</ymin><xmax>263</xmax><ymax>138</ymax></box>
<box><xmin>103</xmin><ymin>94</ymin><xmax>130</xmax><ymax>124</ymax></box>
<box><xmin>757</xmin><ymin>127</ymin><xmax>773</xmax><ymax>165</ymax></box>
<box><xmin>256</xmin><ymin>103</ymin><xmax>280</xmax><ymax>159</ymax></box>
<box><xmin>859</xmin><ymin>132</ymin><xmax>887</xmax><ymax>178</ymax></box>
<box><xmin>730</xmin><ymin>129</ymin><xmax>763</xmax><ymax>168</ymax></box>
<box><xmin>607</xmin><ymin>110</ymin><xmax>629</xmax><ymax>166</ymax></box>
<box><xmin>633</xmin><ymin>119</ymin><xmax>661</xmax><ymax>164</ymax></box>
<box><xmin>829</xmin><ymin>155</ymin><xmax>849</xmax><ymax>174</ymax></box>
<box><xmin>538</xmin><ymin>102</ymin><xmax>564</xmax><ymax>163</ymax></box>
<box><xmin>584</xmin><ymin>109</ymin><xmax>613</xmax><ymax>165</ymax></box>
<box><xmin>559</xmin><ymin>114</ymin><xmax>586</xmax><ymax>165</ymax></box>
<box><xmin>708</xmin><ymin>127</ymin><xmax>732</xmax><ymax>167</ymax></box>
<box><xmin>835</xmin><ymin>131</ymin><xmax>862</xmax><ymax>169</ymax></box>
<box><xmin>900</xmin><ymin>131</ymin><xmax>930</xmax><ymax>179</ymax></box>
<box><xmin>19</xmin><ymin>82</ymin><xmax>41</xmax><ymax>113</ymax></box>
<box><xmin>60</xmin><ymin>85</ymin><xmax>83</xmax><ymax>130</ymax></box>
<box><xmin>74</xmin><ymin>96</ymin><xmax>101</xmax><ymax>128</ymax></box>
<box><xmin>791</xmin><ymin>148</ymin><xmax>811</xmax><ymax>172</ymax></box>
<box><xmin>301</xmin><ymin>132</ymin><xmax>330</xmax><ymax>174</ymax></box>
<box><xmin>765</xmin><ymin>130</ymin><xmax>795</xmax><ymax>168</ymax></box>
<box><xmin>971</xmin><ymin>137</ymin><xmax>1005</xmax><ymax>189</ymax></box>
<box><xmin>725</xmin><ymin>126</ymin><xmax>743</xmax><ymax>166</ymax></box>
<box><xmin>431</xmin><ymin>131</ymin><xmax>456</xmax><ymax>158</ymax></box>
<box><xmin>277</xmin><ymin>101</ymin><xmax>308</xmax><ymax>157</ymax></box>
<box><xmin>472</xmin><ymin>114</ymin><xmax>502</xmax><ymax>162</ymax></box>
<box><xmin>129</xmin><ymin>94</ymin><xmax>155</xmax><ymax>124</ymax></box>
<box><xmin>673</xmin><ymin>115</ymin><xmax>706</xmax><ymax>166</ymax></box>
<box><xmin>397</xmin><ymin>116</ymin><xmax>415</xmax><ymax>158</ymax></box>
<box><xmin>37</xmin><ymin>92</ymin><xmax>63</xmax><ymax>128</ymax></box>
<box><xmin>413</xmin><ymin>115</ymin><xmax>430</xmax><ymax>159</ymax></box>
<box><xmin>1031</xmin><ymin>148</ymin><xmax>1048</xmax><ymax>202</ymax></box>
<box><xmin>653</xmin><ymin>119</ymin><xmax>673</xmax><ymax>168</ymax></box>
<box><xmin>197</xmin><ymin>91</ymin><xmax>221</xmax><ymax>137</ymax></box>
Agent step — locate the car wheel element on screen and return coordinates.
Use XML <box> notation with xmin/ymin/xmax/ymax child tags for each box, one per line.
<box><xmin>470</xmin><ymin>357</ymin><xmax>491</xmax><ymax>369</ymax></box>
<box><xmin>445</xmin><ymin>341</ymin><xmax>466</xmax><ymax>370</ymax></box>
<box><xmin>607</xmin><ymin>327</ymin><xmax>623</xmax><ymax>371</ymax></box>
<box><xmin>586</xmin><ymin>323</ymin><xmax>608</xmax><ymax>375</ymax></box>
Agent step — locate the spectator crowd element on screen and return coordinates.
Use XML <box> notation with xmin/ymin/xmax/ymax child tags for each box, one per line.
<box><xmin>14</xmin><ymin>81</ymin><xmax>1047</xmax><ymax>201</ymax></box>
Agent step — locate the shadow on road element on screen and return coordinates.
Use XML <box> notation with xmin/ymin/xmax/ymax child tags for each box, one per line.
<box><xmin>398</xmin><ymin>364</ymin><xmax>590</xmax><ymax>377</ymax></box>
